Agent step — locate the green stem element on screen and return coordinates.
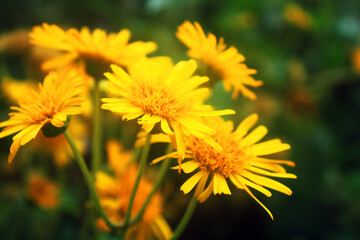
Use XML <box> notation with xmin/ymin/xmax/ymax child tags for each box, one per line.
<box><xmin>170</xmin><ymin>196</ymin><xmax>198</xmax><ymax>240</ymax></box>
<box><xmin>123</xmin><ymin>134</ymin><xmax>152</xmax><ymax>227</ymax></box>
<box><xmin>129</xmin><ymin>143</ymin><xmax>173</xmax><ymax>225</ymax></box>
<box><xmin>91</xmin><ymin>82</ymin><xmax>102</xmax><ymax>177</ymax></box>
<box><xmin>63</xmin><ymin>129</ymin><xmax>120</xmax><ymax>230</ymax></box>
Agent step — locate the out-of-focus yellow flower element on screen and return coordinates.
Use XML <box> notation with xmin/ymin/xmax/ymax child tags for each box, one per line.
<box><xmin>352</xmin><ymin>47</ymin><xmax>360</xmax><ymax>74</ymax></box>
<box><xmin>29</xmin><ymin>23</ymin><xmax>157</xmax><ymax>71</ymax></box>
<box><xmin>152</xmin><ymin>115</ymin><xmax>296</xmax><ymax>219</ymax></box>
<box><xmin>27</xmin><ymin>173</ymin><xmax>60</xmax><ymax>209</ymax></box>
<box><xmin>101</xmin><ymin>57</ymin><xmax>235</xmax><ymax>165</ymax></box>
<box><xmin>1</xmin><ymin>77</ymin><xmax>37</xmax><ymax>104</ymax></box>
<box><xmin>0</xmin><ymin>29</ymin><xmax>30</xmax><ymax>54</ymax></box>
<box><xmin>106</xmin><ymin>139</ymin><xmax>133</xmax><ymax>177</ymax></box>
<box><xmin>95</xmin><ymin>140</ymin><xmax>172</xmax><ymax>240</ymax></box>
<box><xmin>283</xmin><ymin>3</ymin><xmax>313</xmax><ymax>30</ymax></box>
<box><xmin>0</xmin><ymin>70</ymin><xmax>86</xmax><ymax>163</ymax></box>
<box><xmin>176</xmin><ymin>21</ymin><xmax>262</xmax><ymax>100</ymax></box>
<box><xmin>228</xmin><ymin>12</ymin><xmax>258</xmax><ymax>31</ymax></box>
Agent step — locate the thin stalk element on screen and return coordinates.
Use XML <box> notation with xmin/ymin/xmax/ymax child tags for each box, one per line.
<box><xmin>129</xmin><ymin>143</ymin><xmax>173</xmax><ymax>225</ymax></box>
<box><xmin>170</xmin><ymin>196</ymin><xmax>198</xmax><ymax>240</ymax></box>
<box><xmin>91</xmin><ymin>82</ymin><xmax>102</xmax><ymax>177</ymax></box>
<box><xmin>123</xmin><ymin>134</ymin><xmax>152</xmax><ymax>227</ymax></box>
<box><xmin>63</xmin><ymin>129</ymin><xmax>120</xmax><ymax>230</ymax></box>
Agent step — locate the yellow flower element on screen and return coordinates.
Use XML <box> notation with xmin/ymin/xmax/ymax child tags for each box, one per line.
<box><xmin>27</xmin><ymin>173</ymin><xmax>60</xmax><ymax>209</ymax></box>
<box><xmin>101</xmin><ymin>58</ymin><xmax>235</xmax><ymax>164</ymax></box>
<box><xmin>29</xmin><ymin>23</ymin><xmax>157</xmax><ymax>71</ymax></box>
<box><xmin>95</xmin><ymin>140</ymin><xmax>172</xmax><ymax>240</ymax></box>
<box><xmin>152</xmin><ymin>114</ymin><xmax>296</xmax><ymax>219</ymax></box>
<box><xmin>0</xmin><ymin>29</ymin><xmax>30</xmax><ymax>54</ymax></box>
<box><xmin>0</xmin><ymin>70</ymin><xmax>85</xmax><ymax>163</ymax></box>
<box><xmin>283</xmin><ymin>3</ymin><xmax>313</xmax><ymax>30</ymax></box>
<box><xmin>1</xmin><ymin>77</ymin><xmax>37</xmax><ymax>104</ymax></box>
<box><xmin>352</xmin><ymin>47</ymin><xmax>360</xmax><ymax>74</ymax></box>
<box><xmin>176</xmin><ymin>21</ymin><xmax>262</xmax><ymax>100</ymax></box>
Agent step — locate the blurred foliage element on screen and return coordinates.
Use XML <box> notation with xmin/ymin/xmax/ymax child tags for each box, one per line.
<box><xmin>0</xmin><ymin>0</ymin><xmax>360</xmax><ymax>239</ymax></box>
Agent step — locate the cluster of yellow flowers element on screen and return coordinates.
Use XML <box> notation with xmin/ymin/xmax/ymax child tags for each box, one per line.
<box><xmin>0</xmin><ymin>21</ymin><xmax>296</xmax><ymax>239</ymax></box>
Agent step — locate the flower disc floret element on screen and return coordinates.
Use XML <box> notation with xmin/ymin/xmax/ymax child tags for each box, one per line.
<box><xmin>190</xmin><ymin>137</ymin><xmax>251</xmax><ymax>177</ymax></box>
<box><xmin>130</xmin><ymin>84</ymin><xmax>189</xmax><ymax>120</ymax></box>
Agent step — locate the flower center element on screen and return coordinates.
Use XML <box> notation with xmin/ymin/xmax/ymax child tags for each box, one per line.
<box><xmin>130</xmin><ymin>84</ymin><xmax>187</xmax><ymax>120</ymax></box>
<box><xmin>25</xmin><ymin>100</ymin><xmax>57</xmax><ymax>124</ymax></box>
<box><xmin>190</xmin><ymin>135</ymin><xmax>252</xmax><ymax>177</ymax></box>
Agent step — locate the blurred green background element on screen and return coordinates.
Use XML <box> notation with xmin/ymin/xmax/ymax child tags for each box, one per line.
<box><xmin>0</xmin><ymin>0</ymin><xmax>360</xmax><ymax>239</ymax></box>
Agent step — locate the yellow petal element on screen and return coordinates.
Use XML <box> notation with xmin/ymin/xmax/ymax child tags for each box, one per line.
<box><xmin>243</xmin><ymin>185</ymin><xmax>274</xmax><ymax>220</ymax></box>
<box><xmin>160</xmin><ymin>119</ymin><xmax>174</xmax><ymax>135</ymax></box>
<box><xmin>194</xmin><ymin>172</ymin><xmax>209</xmax><ymax>197</ymax></box>
<box><xmin>234</xmin><ymin>113</ymin><xmax>258</xmax><ymax>140</ymax></box>
<box><xmin>234</xmin><ymin>174</ymin><xmax>272</xmax><ymax>197</ymax></box>
<box><xmin>246</xmin><ymin>166</ymin><xmax>297</xmax><ymax>179</ymax></box>
<box><xmin>151</xmin><ymin>216</ymin><xmax>173</xmax><ymax>240</ymax></box>
<box><xmin>197</xmin><ymin>178</ymin><xmax>214</xmax><ymax>203</ymax></box>
<box><xmin>0</xmin><ymin>119</ymin><xmax>25</xmax><ymax>128</ymax></box>
<box><xmin>252</xmin><ymin>142</ymin><xmax>291</xmax><ymax>156</ymax></box>
<box><xmin>41</xmin><ymin>52</ymin><xmax>78</xmax><ymax>71</ymax></box>
<box><xmin>165</xmin><ymin>59</ymin><xmax>197</xmax><ymax>85</ymax></box>
<box><xmin>243</xmin><ymin>125</ymin><xmax>268</xmax><ymax>145</ymax></box>
<box><xmin>151</xmin><ymin>151</ymin><xmax>178</xmax><ymax>165</ymax></box>
<box><xmin>171</xmin><ymin>160</ymin><xmax>200</xmax><ymax>173</ymax></box>
<box><xmin>19</xmin><ymin>123</ymin><xmax>43</xmax><ymax>146</ymax></box>
<box><xmin>253</xmin><ymin>157</ymin><xmax>295</xmax><ymax>167</ymax></box>
<box><xmin>50</xmin><ymin>117</ymin><xmax>64</xmax><ymax>128</ymax></box>
<box><xmin>250</xmin><ymin>161</ymin><xmax>287</xmax><ymax>173</ymax></box>
<box><xmin>8</xmin><ymin>139</ymin><xmax>21</xmax><ymax>164</ymax></box>
<box><xmin>213</xmin><ymin>173</ymin><xmax>231</xmax><ymax>195</ymax></box>
<box><xmin>0</xmin><ymin>124</ymin><xmax>28</xmax><ymax>139</ymax></box>
<box><xmin>171</xmin><ymin>122</ymin><xmax>185</xmax><ymax>161</ymax></box>
<box><xmin>242</xmin><ymin>171</ymin><xmax>293</xmax><ymax>195</ymax></box>
<box><xmin>180</xmin><ymin>171</ymin><xmax>204</xmax><ymax>194</ymax></box>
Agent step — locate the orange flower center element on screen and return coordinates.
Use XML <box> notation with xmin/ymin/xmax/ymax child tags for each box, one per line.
<box><xmin>130</xmin><ymin>84</ymin><xmax>188</xmax><ymax>119</ymax></box>
<box><xmin>26</xmin><ymin>100</ymin><xmax>57</xmax><ymax>124</ymax></box>
<box><xmin>190</xmin><ymin>135</ymin><xmax>252</xmax><ymax>177</ymax></box>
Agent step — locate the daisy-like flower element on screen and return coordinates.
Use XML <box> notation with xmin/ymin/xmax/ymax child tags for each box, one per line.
<box><xmin>176</xmin><ymin>21</ymin><xmax>262</xmax><ymax>100</ymax></box>
<box><xmin>0</xmin><ymin>70</ymin><xmax>85</xmax><ymax>163</ymax></box>
<box><xmin>95</xmin><ymin>140</ymin><xmax>172</xmax><ymax>240</ymax></box>
<box><xmin>27</xmin><ymin>173</ymin><xmax>60</xmax><ymax>209</ymax></box>
<box><xmin>101</xmin><ymin>58</ymin><xmax>235</xmax><ymax>163</ymax></box>
<box><xmin>29</xmin><ymin>23</ymin><xmax>157</xmax><ymax>71</ymax></box>
<box><xmin>152</xmin><ymin>114</ymin><xmax>296</xmax><ymax>219</ymax></box>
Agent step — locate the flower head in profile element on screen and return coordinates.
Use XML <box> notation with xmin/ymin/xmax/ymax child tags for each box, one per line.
<box><xmin>27</xmin><ymin>173</ymin><xmax>60</xmax><ymax>209</ymax></box>
<box><xmin>152</xmin><ymin>114</ymin><xmax>296</xmax><ymax>219</ymax></box>
<box><xmin>95</xmin><ymin>140</ymin><xmax>172</xmax><ymax>240</ymax></box>
<box><xmin>0</xmin><ymin>70</ymin><xmax>85</xmax><ymax>163</ymax></box>
<box><xmin>101</xmin><ymin>57</ymin><xmax>235</xmax><ymax>164</ymax></box>
<box><xmin>29</xmin><ymin>23</ymin><xmax>157</xmax><ymax>71</ymax></box>
<box><xmin>176</xmin><ymin>21</ymin><xmax>262</xmax><ymax>100</ymax></box>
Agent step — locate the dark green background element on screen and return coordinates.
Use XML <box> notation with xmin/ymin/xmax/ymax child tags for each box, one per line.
<box><xmin>0</xmin><ymin>0</ymin><xmax>359</xmax><ymax>239</ymax></box>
